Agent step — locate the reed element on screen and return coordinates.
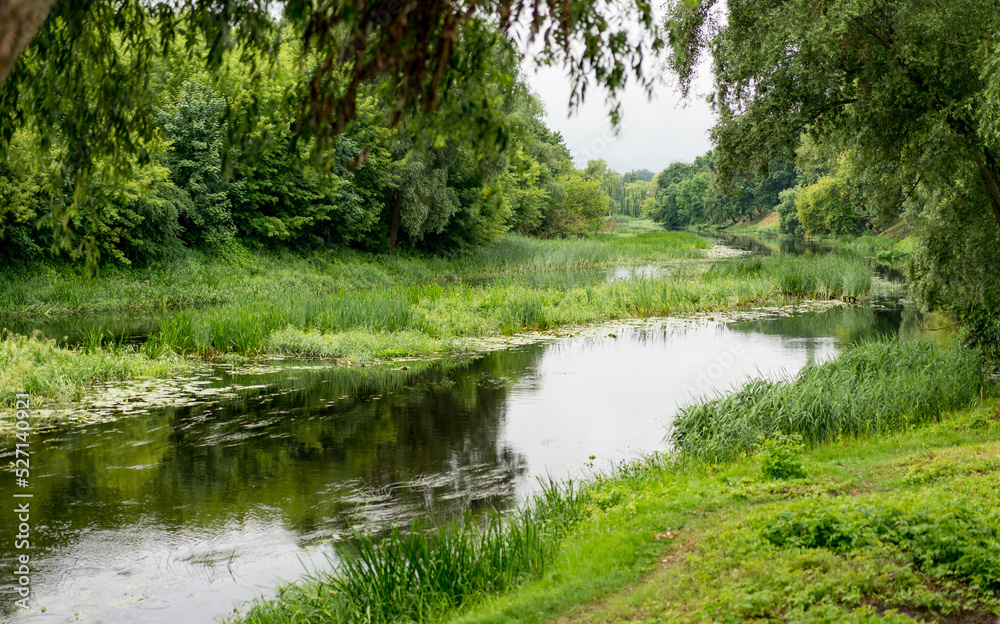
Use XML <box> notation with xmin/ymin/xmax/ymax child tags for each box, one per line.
<box><xmin>234</xmin><ymin>480</ymin><xmax>590</xmax><ymax>624</ymax></box>
<box><xmin>149</xmin><ymin>252</ymin><xmax>874</xmax><ymax>359</ymax></box>
<box><xmin>0</xmin><ymin>331</ymin><xmax>183</xmax><ymax>411</ymax></box>
<box><xmin>0</xmin><ymin>231</ymin><xmax>709</xmax><ymax>318</ymax></box>
<box><xmin>670</xmin><ymin>338</ymin><xmax>983</xmax><ymax>462</ymax></box>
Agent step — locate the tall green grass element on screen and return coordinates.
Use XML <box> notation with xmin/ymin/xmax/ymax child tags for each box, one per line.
<box><xmin>0</xmin><ymin>331</ymin><xmax>184</xmax><ymax>410</ymax></box>
<box><xmin>154</xmin><ymin>254</ymin><xmax>874</xmax><ymax>358</ymax></box>
<box><xmin>670</xmin><ymin>338</ymin><xmax>983</xmax><ymax>462</ymax></box>
<box><xmin>0</xmin><ymin>232</ymin><xmax>709</xmax><ymax>317</ymax></box>
<box><xmin>235</xmin><ymin>480</ymin><xmax>590</xmax><ymax>624</ymax></box>
<box><xmin>703</xmin><ymin>255</ymin><xmax>872</xmax><ymax>299</ymax></box>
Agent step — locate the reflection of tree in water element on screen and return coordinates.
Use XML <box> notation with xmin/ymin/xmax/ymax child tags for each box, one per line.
<box><xmin>728</xmin><ymin>304</ymin><xmax>952</xmax><ymax>349</ymax></box>
<box><xmin>717</xmin><ymin>233</ymin><xmax>834</xmax><ymax>257</ymax></box>
<box><xmin>0</xmin><ymin>345</ymin><xmax>546</xmax><ymax>601</ymax></box>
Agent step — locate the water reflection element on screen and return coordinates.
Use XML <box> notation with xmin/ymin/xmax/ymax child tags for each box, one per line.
<box><xmin>714</xmin><ymin>232</ymin><xmax>908</xmax><ymax>282</ymax></box>
<box><xmin>1</xmin><ymin>306</ymin><xmax>930</xmax><ymax>623</ymax></box>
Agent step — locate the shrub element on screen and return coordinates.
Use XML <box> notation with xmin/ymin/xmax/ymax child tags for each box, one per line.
<box><xmin>758</xmin><ymin>434</ymin><xmax>806</xmax><ymax>480</ymax></box>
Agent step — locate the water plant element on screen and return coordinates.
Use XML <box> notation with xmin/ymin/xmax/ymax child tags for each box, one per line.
<box><xmin>235</xmin><ymin>479</ymin><xmax>590</xmax><ymax>624</ymax></box>
<box><xmin>0</xmin><ymin>331</ymin><xmax>184</xmax><ymax>412</ymax></box>
<box><xmin>670</xmin><ymin>338</ymin><xmax>983</xmax><ymax>462</ymax></box>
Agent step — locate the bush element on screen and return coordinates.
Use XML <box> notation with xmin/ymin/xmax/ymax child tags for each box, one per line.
<box><xmin>761</xmin><ymin>495</ymin><xmax>1000</xmax><ymax>590</ymax></box>
<box><xmin>758</xmin><ymin>434</ymin><xmax>806</xmax><ymax>480</ymax></box>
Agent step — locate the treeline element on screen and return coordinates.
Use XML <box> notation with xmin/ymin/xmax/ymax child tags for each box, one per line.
<box><xmin>0</xmin><ymin>22</ymin><xmax>626</xmax><ymax>267</ymax></box>
<box><xmin>645</xmin><ymin>139</ymin><xmax>906</xmax><ymax>236</ymax></box>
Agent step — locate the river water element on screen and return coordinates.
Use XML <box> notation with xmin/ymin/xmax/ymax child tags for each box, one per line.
<box><xmin>0</xmin><ymin>240</ymin><xmax>935</xmax><ymax>623</ymax></box>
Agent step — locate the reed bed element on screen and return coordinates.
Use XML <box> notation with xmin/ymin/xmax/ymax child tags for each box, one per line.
<box><xmin>235</xmin><ymin>480</ymin><xmax>590</xmax><ymax>624</ymax></box>
<box><xmin>0</xmin><ymin>331</ymin><xmax>183</xmax><ymax>408</ymax></box>
<box><xmin>670</xmin><ymin>338</ymin><xmax>983</xmax><ymax>462</ymax></box>
<box><xmin>703</xmin><ymin>255</ymin><xmax>872</xmax><ymax>299</ymax></box>
<box><xmin>152</xmin><ymin>254</ymin><xmax>874</xmax><ymax>358</ymax></box>
<box><xmin>0</xmin><ymin>231</ymin><xmax>708</xmax><ymax>317</ymax></box>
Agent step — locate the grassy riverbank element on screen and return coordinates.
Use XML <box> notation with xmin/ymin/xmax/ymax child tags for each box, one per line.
<box><xmin>0</xmin><ymin>232</ymin><xmax>709</xmax><ymax>317</ymax></box>
<box><xmin>231</xmin><ymin>338</ymin><xmax>997</xmax><ymax>624</ymax></box>
<box><xmin>0</xmin><ymin>229</ymin><xmax>876</xmax><ymax>417</ymax></box>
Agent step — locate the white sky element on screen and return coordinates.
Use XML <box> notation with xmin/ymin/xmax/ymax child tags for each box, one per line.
<box><xmin>525</xmin><ymin>61</ymin><xmax>716</xmax><ymax>174</ymax></box>
<box><xmin>515</xmin><ymin>1</ymin><xmax>718</xmax><ymax>176</ymax></box>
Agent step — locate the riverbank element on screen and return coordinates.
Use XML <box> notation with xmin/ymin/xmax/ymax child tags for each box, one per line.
<box><xmin>0</xmin><ymin>231</ymin><xmax>710</xmax><ymax>317</ymax></box>
<box><xmin>0</xmin><ymin>229</ymin><xmax>877</xmax><ymax>426</ymax></box>
<box><xmin>232</xmin><ymin>338</ymin><xmax>999</xmax><ymax>624</ymax></box>
<box><xmin>698</xmin><ymin>213</ymin><xmax>917</xmax><ymax>264</ymax></box>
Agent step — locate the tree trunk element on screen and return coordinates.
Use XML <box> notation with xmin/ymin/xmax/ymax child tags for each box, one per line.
<box><xmin>974</xmin><ymin>149</ymin><xmax>1000</xmax><ymax>231</ymax></box>
<box><xmin>0</xmin><ymin>0</ymin><xmax>57</xmax><ymax>85</ymax></box>
<box><xmin>388</xmin><ymin>188</ymin><xmax>402</xmax><ymax>255</ymax></box>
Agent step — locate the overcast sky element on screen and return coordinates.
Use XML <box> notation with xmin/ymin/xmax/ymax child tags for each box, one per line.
<box><xmin>522</xmin><ymin>48</ymin><xmax>716</xmax><ymax>175</ymax></box>
<box><xmin>525</xmin><ymin>63</ymin><xmax>715</xmax><ymax>174</ymax></box>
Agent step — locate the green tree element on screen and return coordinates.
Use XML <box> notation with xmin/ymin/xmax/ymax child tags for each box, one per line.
<box><xmin>796</xmin><ymin>176</ymin><xmax>860</xmax><ymax>236</ymax></box>
<box><xmin>540</xmin><ymin>172</ymin><xmax>608</xmax><ymax>236</ymax></box>
<box><xmin>158</xmin><ymin>80</ymin><xmax>235</xmax><ymax>247</ymax></box>
<box><xmin>776</xmin><ymin>187</ymin><xmax>803</xmax><ymax>236</ymax></box>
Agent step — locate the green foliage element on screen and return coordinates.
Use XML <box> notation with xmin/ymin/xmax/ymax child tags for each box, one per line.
<box><xmin>796</xmin><ymin>177</ymin><xmax>861</xmax><ymax>236</ymax></box>
<box><xmin>671</xmin><ymin>338</ymin><xmax>982</xmax><ymax>462</ymax></box>
<box><xmin>539</xmin><ymin>172</ymin><xmax>609</xmax><ymax>237</ymax></box>
<box><xmin>775</xmin><ymin>187</ymin><xmax>802</xmax><ymax>236</ymax></box>
<box><xmin>0</xmin><ymin>157</ymin><xmax>40</xmax><ymax>243</ymax></box>
<box><xmin>159</xmin><ymin>80</ymin><xmax>235</xmax><ymax>247</ymax></box>
<box><xmin>664</xmin><ymin>0</ymin><xmax>1000</xmax><ymax>338</ymax></box>
<box><xmin>757</xmin><ymin>434</ymin><xmax>806</xmax><ymax>480</ymax></box>
<box><xmin>235</xmin><ymin>480</ymin><xmax>591</xmax><ymax>624</ymax></box>
<box><xmin>761</xmin><ymin>495</ymin><xmax>1000</xmax><ymax>591</ymax></box>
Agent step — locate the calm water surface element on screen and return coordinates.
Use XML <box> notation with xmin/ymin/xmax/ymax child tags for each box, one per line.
<box><xmin>0</xmin><ymin>302</ymin><xmax>933</xmax><ymax>623</ymax></box>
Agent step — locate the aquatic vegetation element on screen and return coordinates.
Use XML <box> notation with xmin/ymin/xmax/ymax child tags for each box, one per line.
<box><xmin>670</xmin><ymin>338</ymin><xmax>982</xmax><ymax>462</ymax></box>
<box><xmin>149</xmin><ymin>253</ymin><xmax>874</xmax><ymax>359</ymax></box>
<box><xmin>0</xmin><ymin>232</ymin><xmax>709</xmax><ymax>318</ymax></box>
<box><xmin>235</xmin><ymin>480</ymin><xmax>590</xmax><ymax>624</ymax></box>
<box><xmin>0</xmin><ymin>331</ymin><xmax>185</xmax><ymax>411</ymax></box>
<box><xmin>267</xmin><ymin>327</ymin><xmax>449</xmax><ymax>360</ymax></box>
<box><xmin>703</xmin><ymin>254</ymin><xmax>873</xmax><ymax>299</ymax></box>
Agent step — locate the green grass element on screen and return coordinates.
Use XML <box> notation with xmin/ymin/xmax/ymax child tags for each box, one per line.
<box><xmin>235</xmin><ymin>480</ymin><xmax>591</xmax><ymax>624</ymax></box>
<box><xmin>824</xmin><ymin>233</ymin><xmax>917</xmax><ymax>262</ymax></box>
<box><xmin>267</xmin><ymin>327</ymin><xmax>450</xmax><ymax>360</ymax></box>
<box><xmin>0</xmin><ymin>331</ymin><xmax>187</xmax><ymax>410</ymax></box>
<box><xmin>670</xmin><ymin>338</ymin><xmax>982</xmax><ymax>462</ymax></box>
<box><xmin>0</xmin><ymin>232</ymin><xmax>709</xmax><ymax>318</ymax></box>
<box><xmin>703</xmin><ymin>255</ymin><xmax>873</xmax><ymax>299</ymax></box>
<box><xmin>607</xmin><ymin>216</ymin><xmax>670</xmax><ymax>234</ymax></box>
<box><xmin>439</xmin><ymin>373</ymin><xmax>1000</xmax><ymax>624</ymax></box>
<box><xmin>151</xmin><ymin>253</ymin><xmax>874</xmax><ymax>359</ymax></box>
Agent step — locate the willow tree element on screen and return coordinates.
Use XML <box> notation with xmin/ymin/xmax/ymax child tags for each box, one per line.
<box><xmin>664</xmin><ymin>0</ymin><xmax>1000</xmax><ymax>340</ymax></box>
<box><xmin>0</xmin><ymin>0</ymin><xmax>663</xmax><ymax>266</ymax></box>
